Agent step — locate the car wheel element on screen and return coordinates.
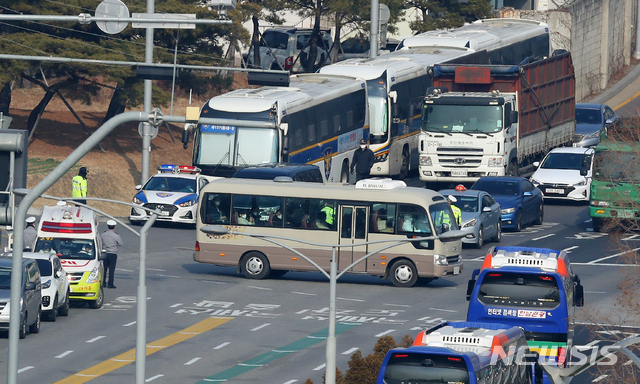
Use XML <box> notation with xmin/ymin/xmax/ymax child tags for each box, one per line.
<box><xmin>89</xmin><ymin>286</ymin><xmax>104</xmax><ymax>309</ymax></box>
<box><xmin>242</xmin><ymin>252</ymin><xmax>271</xmax><ymax>280</ymax></box>
<box><xmin>592</xmin><ymin>217</ymin><xmax>603</xmax><ymax>232</ymax></box>
<box><xmin>48</xmin><ymin>297</ymin><xmax>58</xmax><ymax>322</ymax></box>
<box><xmin>58</xmin><ymin>289</ymin><xmax>70</xmax><ymax>316</ymax></box>
<box><xmin>475</xmin><ymin>226</ymin><xmax>484</xmax><ymax>249</ymax></box>
<box><xmin>389</xmin><ymin>260</ymin><xmax>418</xmax><ymax>288</ymax></box>
<box><xmin>533</xmin><ymin>204</ymin><xmax>544</xmax><ymax>225</ymax></box>
<box><xmin>493</xmin><ymin>222</ymin><xmax>502</xmax><ymax>243</ymax></box>
<box><xmin>19</xmin><ymin>314</ymin><xmax>27</xmax><ymax>339</ymax></box>
<box><xmin>514</xmin><ymin>211</ymin><xmax>523</xmax><ymax>232</ymax></box>
<box><xmin>29</xmin><ymin>309</ymin><xmax>41</xmax><ymax>334</ymax></box>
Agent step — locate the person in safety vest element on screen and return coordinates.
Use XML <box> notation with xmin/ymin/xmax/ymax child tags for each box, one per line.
<box><xmin>72</xmin><ymin>167</ymin><xmax>88</xmax><ymax>205</ymax></box>
<box><xmin>448</xmin><ymin>195</ymin><xmax>462</xmax><ymax>227</ymax></box>
<box><xmin>320</xmin><ymin>200</ymin><xmax>335</xmax><ymax>227</ymax></box>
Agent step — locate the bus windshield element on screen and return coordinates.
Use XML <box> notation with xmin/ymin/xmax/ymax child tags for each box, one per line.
<box><xmin>383</xmin><ymin>353</ymin><xmax>470</xmax><ymax>384</ymax></box>
<box><xmin>478</xmin><ymin>272</ymin><xmax>561</xmax><ymax>309</ymax></box>
<box><xmin>367</xmin><ymin>78</ymin><xmax>388</xmax><ymax>145</ymax></box>
<box><xmin>593</xmin><ymin>150</ymin><xmax>640</xmax><ymax>183</ymax></box>
<box><xmin>423</xmin><ymin>104</ymin><xmax>503</xmax><ymax>134</ymax></box>
<box><xmin>198</xmin><ymin>126</ymin><xmax>279</xmax><ymax>167</ymax></box>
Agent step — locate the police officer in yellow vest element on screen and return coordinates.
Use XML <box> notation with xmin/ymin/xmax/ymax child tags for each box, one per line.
<box><xmin>447</xmin><ymin>195</ymin><xmax>462</xmax><ymax>227</ymax></box>
<box><xmin>320</xmin><ymin>200</ymin><xmax>335</xmax><ymax>228</ymax></box>
<box><xmin>72</xmin><ymin>167</ymin><xmax>88</xmax><ymax>205</ymax></box>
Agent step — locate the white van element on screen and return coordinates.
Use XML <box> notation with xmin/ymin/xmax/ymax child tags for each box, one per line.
<box><xmin>33</xmin><ymin>203</ymin><xmax>105</xmax><ymax>309</ymax></box>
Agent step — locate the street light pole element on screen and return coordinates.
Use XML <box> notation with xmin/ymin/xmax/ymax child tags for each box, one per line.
<box><xmin>200</xmin><ymin>225</ymin><xmax>463</xmax><ymax>384</ymax></box>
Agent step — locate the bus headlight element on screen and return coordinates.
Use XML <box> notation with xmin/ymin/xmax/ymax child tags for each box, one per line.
<box><xmin>488</xmin><ymin>157</ymin><xmax>503</xmax><ymax>167</ymax></box>
<box><xmin>375</xmin><ymin>152</ymin><xmax>389</xmax><ymax>162</ymax></box>
<box><xmin>420</xmin><ymin>156</ymin><xmax>432</xmax><ymax>166</ymax></box>
<box><xmin>434</xmin><ymin>255</ymin><xmax>448</xmax><ymax>265</ymax></box>
<box><xmin>86</xmin><ymin>265</ymin><xmax>100</xmax><ymax>284</ymax></box>
<box><xmin>501</xmin><ymin>207</ymin><xmax>516</xmax><ymax>214</ymax></box>
<box><xmin>462</xmin><ymin>218</ymin><xmax>477</xmax><ymax>228</ymax></box>
<box><xmin>591</xmin><ymin>200</ymin><xmax>610</xmax><ymax>207</ymax></box>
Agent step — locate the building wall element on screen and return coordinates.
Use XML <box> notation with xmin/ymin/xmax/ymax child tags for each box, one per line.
<box><xmin>497</xmin><ymin>0</ymin><xmax>635</xmax><ymax>101</ymax></box>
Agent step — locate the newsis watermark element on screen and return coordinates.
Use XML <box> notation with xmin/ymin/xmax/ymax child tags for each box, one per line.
<box><xmin>487</xmin><ymin>345</ymin><xmax>621</xmax><ymax>367</ymax></box>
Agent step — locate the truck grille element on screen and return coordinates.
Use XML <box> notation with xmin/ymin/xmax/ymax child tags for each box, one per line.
<box><xmin>436</xmin><ymin>147</ymin><xmax>484</xmax><ymax>168</ymax></box>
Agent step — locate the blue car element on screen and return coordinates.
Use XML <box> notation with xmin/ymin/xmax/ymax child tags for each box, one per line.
<box><xmin>471</xmin><ymin>176</ymin><xmax>544</xmax><ymax>231</ymax></box>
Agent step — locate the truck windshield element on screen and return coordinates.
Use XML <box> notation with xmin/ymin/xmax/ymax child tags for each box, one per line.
<box><xmin>478</xmin><ymin>272</ymin><xmax>561</xmax><ymax>309</ymax></box>
<box><xmin>383</xmin><ymin>353</ymin><xmax>470</xmax><ymax>384</ymax></box>
<box><xmin>593</xmin><ymin>150</ymin><xmax>640</xmax><ymax>183</ymax></box>
<box><xmin>423</xmin><ymin>104</ymin><xmax>503</xmax><ymax>134</ymax></box>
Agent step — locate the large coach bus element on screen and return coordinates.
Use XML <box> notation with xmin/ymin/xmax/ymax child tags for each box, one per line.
<box><xmin>185</xmin><ymin>73</ymin><xmax>368</xmax><ymax>181</ymax></box>
<box><xmin>377</xmin><ymin>321</ymin><xmax>539</xmax><ymax>384</ymax></box>
<box><xmin>466</xmin><ymin>246</ymin><xmax>584</xmax><ymax>370</ymax></box>
<box><xmin>194</xmin><ymin>178</ymin><xmax>465</xmax><ymax>287</ymax></box>
<box><xmin>319</xmin><ymin>18</ymin><xmax>551</xmax><ymax>179</ymax></box>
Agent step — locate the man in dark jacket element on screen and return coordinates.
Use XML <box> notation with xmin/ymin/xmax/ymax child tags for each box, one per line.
<box><xmin>350</xmin><ymin>139</ymin><xmax>375</xmax><ymax>182</ymax></box>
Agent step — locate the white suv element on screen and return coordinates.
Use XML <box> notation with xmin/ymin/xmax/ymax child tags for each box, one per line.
<box><xmin>25</xmin><ymin>252</ymin><xmax>70</xmax><ymax>321</ymax></box>
<box><xmin>244</xmin><ymin>27</ymin><xmax>332</xmax><ymax>73</ymax></box>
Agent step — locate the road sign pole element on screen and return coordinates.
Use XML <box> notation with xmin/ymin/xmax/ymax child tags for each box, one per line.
<box><xmin>141</xmin><ymin>0</ymin><xmax>154</xmax><ymax>186</ymax></box>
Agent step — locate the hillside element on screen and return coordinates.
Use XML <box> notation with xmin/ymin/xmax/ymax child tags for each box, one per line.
<box><xmin>8</xmin><ymin>75</ymin><xmax>247</xmax><ymax>217</ymax></box>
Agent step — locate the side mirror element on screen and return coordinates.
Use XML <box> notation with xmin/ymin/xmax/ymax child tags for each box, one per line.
<box><xmin>25</xmin><ymin>282</ymin><xmax>36</xmax><ymax>291</ymax></box>
<box><xmin>135</xmin><ymin>185</ymin><xmax>142</xmax><ymax>190</ymax></box>
<box><xmin>482</xmin><ymin>206</ymin><xmax>492</xmax><ymax>213</ymax></box>
<box><xmin>55</xmin><ymin>270</ymin><xmax>63</xmax><ymax>278</ymax></box>
<box><xmin>523</xmin><ymin>191</ymin><xmax>532</xmax><ymax>196</ymax></box>
<box><xmin>466</xmin><ymin>279</ymin><xmax>475</xmax><ymax>301</ymax></box>
<box><xmin>181</xmin><ymin>129</ymin><xmax>190</xmax><ymax>150</ymax></box>
<box><xmin>533</xmin><ymin>161</ymin><xmax>540</xmax><ymax>168</ymax></box>
<box><xmin>279</xmin><ymin>122</ymin><xmax>289</xmax><ymax>136</ymax></box>
<box><xmin>574</xmin><ymin>284</ymin><xmax>584</xmax><ymax>307</ymax></box>
<box><xmin>388</xmin><ymin>91</ymin><xmax>398</xmax><ymax>104</ymax></box>
<box><xmin>580</xmin><ymin>168</ymin><xmax>588</xmax><ymax>176</ymax></box>
<box><xmin>510</xmin><ymin>110</ymin><xmax>519</xmax><ymax>124</ymax></box>
<box><xmin>99</xmin><ymin>252</ymin><xmax>107</xmax><ymax>261</ymax></box>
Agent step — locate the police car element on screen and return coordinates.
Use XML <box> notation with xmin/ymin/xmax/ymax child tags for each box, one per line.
<box><xmin>129</xmin><ymin>165</ymin><xmax>209</xmax><ymax>225</ymax></box>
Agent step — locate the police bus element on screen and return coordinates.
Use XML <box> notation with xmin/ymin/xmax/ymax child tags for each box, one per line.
<box><xmin>377</xmin><ymin>321</ymin><xmax>539</xmax><ymax>384</ymax></box>
<box><xmin>185</xmin><ymin>73</ymin><xmax>368</xmax><ymax>182</ymax></box>
<box><xmin>466</xmin><ymin>246</ymin><xmax>584</xmax><ymax>369</ymax></box>
<box><xmin>319</xmin><ymin>18</ymin><xmax>551</xmax><ymax>179</ymax></box>
<box><xmin>194</xmin><ymin>178</ymin><xmax>464</xmax><ymax>287</ymax></box>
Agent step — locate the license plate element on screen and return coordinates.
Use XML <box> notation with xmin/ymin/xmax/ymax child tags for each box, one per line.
<box><xmin>619</xmin><ymin>209</ymin><xmax>634</xmax><ymax>218</ymax></box>
<box><xmin>161</xmin><ymin>211</ymin><xmax>170</xmax><ymax>216</ymax></box>
<box><xmin>453</xmin><ymin>266</ymin><xmax>460</xmax><ymax>275</ymax></box>
<box><xmin>451</xmin><ymin>170</ymin><xmax>468</xmax><ymax>177</ymax></box>
<box><xmin>545</xmin><ymin>188</ymin><xmax>564</xmax><ymax>194</ymax></box>
<box><xmin>518</xmin><ymin>310</ymin><xmax>546</xmax><ymax>318</ymax></box>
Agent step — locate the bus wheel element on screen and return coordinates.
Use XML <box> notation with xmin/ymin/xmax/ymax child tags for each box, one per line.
<box><xmin>399</xmin><ymin>147</ymin><xmax>410</xmax><ymax>179</ymax></box>
<box><xmin>390</xmin><ymin>260</ymin><xmax>418</xmax><ymax>287</ymax></box>
<box><xmin>340</xmin><ymin>162</ymin><xmax>349</xmax><ymax>183</ymax></box>
<box><xmin>242</xmin><ymin>252</ymin><xmax>271</xmax><ymax>279</ymax></box>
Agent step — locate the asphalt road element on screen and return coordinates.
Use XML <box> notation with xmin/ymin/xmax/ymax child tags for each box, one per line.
<box><xmin>0</xmin><ymin>177</ymin><xmax>638</xmax><ymax>384</ymax></box>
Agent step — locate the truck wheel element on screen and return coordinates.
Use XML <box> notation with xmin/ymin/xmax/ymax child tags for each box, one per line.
<box><xmin>592</xmin><ymin>217</ymin><xmax>603</xmax><ymax>232</ymax></box>
<box><xmin>533</xmin><ymin>205</ymin><xmax>544</xmax><ymax>225</ymax></box>
<box><xmin>89</xmin><ymin>286</ymin><xmax>104</xmax><ymax>309</ymax></box>
<box><xmin>242</xmin><ymin>252</ymin><xmax>271</xmax><ymax>279</ymax></box>
<box><xmin>29</xmin><ymin>309</ymin><xmax>41</xmax><ymax>334</ymax></box>
<box><xmin>389</xmin><ymin>260</ymin><xmax>418</xmax><ymax>287</ymax></box>
<box><xmin>507</xmin><ymin>161</ymin><xmax>519</xmax><ymax>177</ymax></box>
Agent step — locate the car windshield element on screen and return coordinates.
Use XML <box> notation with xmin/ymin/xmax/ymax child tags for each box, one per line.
<box><xmin>478</xmin><ymin>272</ymin><xmax>561</xmax><ymax>309</ymax></box>
<box><xmin>35</xmin><ymin>238</ymin><xmax>95</xmax><ymax>261</ymax></box>
<box><xmin>383</xmin><ymin>353</ymin><xmax>470</xmax><ymax>384</ymax></box>
<box><xmin>540</xmin><ymin>153</ymin><xmax>589</xmax><ymax>170</ymax></box>
<box><xmin>35</xmin><ymin>259</ymin><xmax>52</xmax><ymax>277</ymax></box>
<box><xmin>0</xmin><ymin>268</ymin><xmax>10</xmax><ymax>289</ymax></box>
<box><xmin>576</xmin><ymin>108</ymin><xmax>602</xmax><ymax>124</ymax></box>
<box><xmin>472</xmin><ymin>180</ymin><xmax>520</xmax><ymax>196</ymax></box>
<box><xmin>144</xmin><ymin>176</ymin><xmax>196</xmax><ymax>193</ymax></box>
<box><xmin>449</xmin><ymin>195</ymin><xmax>478</xmax><ymax>213</ymax></box>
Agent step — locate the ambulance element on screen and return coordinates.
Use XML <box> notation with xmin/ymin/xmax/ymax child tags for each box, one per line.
<box><xmin>33</xmin><ymin>202</ymin><xmax>105</xmax><ymax>309</ymax></box>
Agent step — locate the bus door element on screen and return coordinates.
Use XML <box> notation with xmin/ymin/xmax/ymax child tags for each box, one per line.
<box><xmin>338</xmin><ymin>205</ymin><xmax>369</xmax><ymax>272</ymax></box>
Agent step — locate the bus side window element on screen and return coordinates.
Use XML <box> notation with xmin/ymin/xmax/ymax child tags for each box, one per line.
<box><xmin>203</xmin><ymin>193</ymin><xmax>231</xmax><ymax>224</ymax></box>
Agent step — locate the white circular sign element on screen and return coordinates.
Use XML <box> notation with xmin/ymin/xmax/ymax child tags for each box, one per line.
<box><xmin>95</xmin><ymin>0</ymin><xmax>130</xmax><ymax>35</ymax></box>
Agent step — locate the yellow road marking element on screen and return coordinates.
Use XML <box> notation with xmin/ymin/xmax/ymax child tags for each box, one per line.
<box><xmin>53</xmin><ymin>317</ymin><xmax>232</xmax><ymax>384</ymax></box>
<box><xmin>613</xmin><ymin>88</ymin><xmax>640</xmax><ymax>111</ymax></box>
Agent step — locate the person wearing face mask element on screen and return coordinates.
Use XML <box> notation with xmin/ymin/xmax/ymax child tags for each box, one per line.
<box><xmin>237</xmin><ymin>211</ymin><xmax>255</xmax><ymax>225</ymax></box>
<box><xmin>350</xmin><ymin>139</ymin><xmax>375</xmax><ymax>182</ymax></box>
<box><xmin>272</xmin><ymin>210</ymin><xmax>283</xmax><ymax>227</ymax></box>
<box><xmin>208</xmin><ymin>195</ymin><xmax>229</xmax><ymax>223</ymax></box>
<box><xmin>402</xmin><ymin>214</ymin><xmax>415</xmax><ymax>232</ymax></box>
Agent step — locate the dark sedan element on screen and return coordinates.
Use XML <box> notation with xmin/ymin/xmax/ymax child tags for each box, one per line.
<box><xmin>574</xmin><ymin>103</ymin><xmax>621</xmax><ymax>147</ymax></box>
<box><xmin>471</xmin><ymin>176</ymin><xmax>544</xmax><ymax>231</ymax></box>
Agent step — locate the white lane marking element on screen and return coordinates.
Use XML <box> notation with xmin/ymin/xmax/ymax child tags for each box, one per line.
<box><xmin>585</xmin><ymin>291</ymin><xmax>606</xmax><ymax>294</ymax></box>
<box><xmin>375</xmin><ymin>329</ymin><xmax>395</xmax><ymax>337</ymax></box>
<box><xmin>337</xmin><ymin>297</ymin><xmax>365</xmax><ymax>302</ymax></box>
<box><xmin>429</xmin><ymin>308</ymin><xmax>457</xmax><ymax>313</ymax></box>
<box><xmin>576</xmin><ymin>340</ymin><xmax>600</xmax><ymax>351</ymax></box>
<box><xmin>170</xmin><ymin>303</ymin><xmax>182</xmax><ymax>308</ymax></box>
<box><xmin>622</xmin><ymin>235</ymin><xmax>639</xmax><ymax>241</ymax></box>
<box><xmin>56</xmin><ymin>350</ymin><xmax>73</xmax><ymax>358</ymax></box>
<box><xmin>18</xmin><ymin>366</ymin><xmax>33</xmax><ymax>373</ymax></box>
<box><xmin>124</xmin><ymin>321</ymin><xmax>136</xmax><ymax>327</ymax></box>
<box><xmin>588</xmin><ymin>246</ymin><xmax>640</xmax><ymax>264</ymax></box>
<box><xmin>410</xmin><ymin>326</ymin><xmax>423</xmax><ymax>331</ymax></box>
<box><xmin>146</xmin><ymin>374</ymin><xmax>164</xmax><ymax>382</ymax></box>
<box><xmin>292</xmin><ymin>292</ymin><xmax>316</xmax><ymax>296</ymax></box>
<box><xmin>296</xmin><ymin>309</ymin><xmax>309</xmax><ymax>314</ymax></box>
<box><xmin>185</xmin><ymin>357</ymin><xmax>201</xmax><ymax>365</ymax></box>
<box><xmin>563</xmin><ymin>246</ymin><xmax>579</xmax><ymax>253</ymax></box>
<box><xmin>575</xmin><ymin>321</ymin><xmax>640</xmax><ymax>329</ymax></box>
<box><xmin>573</xmin><ymin>263</ymin><xmax>639</xmax><ymax>267</ymax></box>
<box><xmin>248</xmin><ymin>286</ymin><xmax>272</xmax><ymax>291</ymax></box>
<box><xmin>157</xmin><ymin>274</ymin><xmax>180</xmax><ymax>279</ymax></box>
<box><xmin>342</xmin><ymin>347</ymin><xmax>359</xmax><ymax>355</ymax></box>
<box><xmin>469</xmin><ymin>256</ymin><xmax>485</xmax><ymax>261</ymax></box>
<box><xmin>117</xmin><ymin>268</ymin><xmax>134</xmax><ymax>272</ymax></box>
<box><xmin>201</xmin><ymin>280</ymin><xmax>227</xmax><ymax>285</ymax></box>
<box><xmin>313</xmin><ymin>363</ymin><xmax>326</xmax><ymax>371</ymax></box>
<box><xmin>424</xmin><ymin>317</ymin><xmax>443</xmax><ymax>324</ymax></box>
<box><xmin>251</xmin><ymin>323</ymin><xmax>271</xmax><ymax>332</ymax></box>
<box><xmin>147</xmin><ymin>268</ymin><xmax>166</xmax><ymax>271</ymax></box>
<box><xmin>531</xmin><ymin>233</ymin><xmax>555</xmax><ymax>241</ymax></box>
<box><xmin>592</xmin><ymin>375</ymin><xmax>608</xmax><ymax>382</ymax></box>
<box><xmin>384</xmin><ymin>303</ymin><xmax>411</xmax><ymax>307</ymax></box>
<box><xmin>283</xmin><ymin>380</ymin><xmax>298</xmax><ymax>384</ymax></box>
<box><xmin>213</xmin><ymin>342</ymin><xmax>230</xmax><ymax>350</ymax></box>
<box><xmin>86</xmin><ymin>336</ymin><xmax>106</xmax><ymax>343</ymax></box>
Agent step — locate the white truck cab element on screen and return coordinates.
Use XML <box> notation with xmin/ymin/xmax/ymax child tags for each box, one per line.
<box><xmin>33</xmin><ymin>203</ymin><xmax>105</xmax><ymax>309</ymax></box>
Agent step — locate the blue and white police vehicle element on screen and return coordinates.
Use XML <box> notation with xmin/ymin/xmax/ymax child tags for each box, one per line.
<box><xmin>129</xmin><ymin>165</ymin><xmax>209</xmax><ymax>225</ymax></box>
